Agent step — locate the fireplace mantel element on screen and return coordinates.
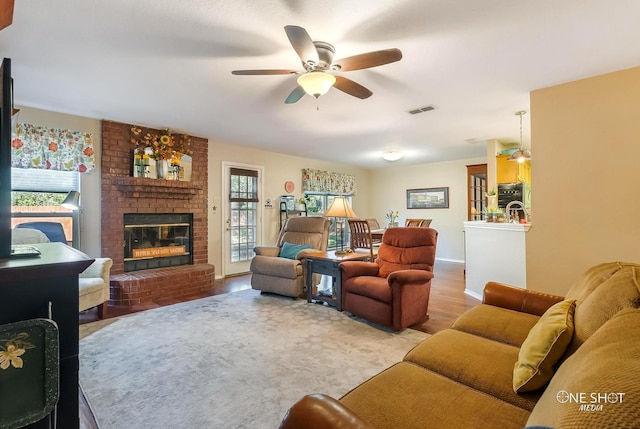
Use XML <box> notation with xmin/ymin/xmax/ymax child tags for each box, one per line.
<box><xmin>114</xmin><ymin>177</ymin><xmax>203</xmax><ymax>199</ymax></box>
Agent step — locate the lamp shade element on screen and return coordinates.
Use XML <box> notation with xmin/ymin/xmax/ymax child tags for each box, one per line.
<box><xmin>61</xmin><ymin>191</ymin><xmax>80</xmax><ymax>210</ymax></box>
<box><xmin>324</xmin><ymin>196</ymin><xmax>357</xmax><ymax>218</ymax></box>
<box><xmin>507</xmin><ymin>149</ymin><xmax>531</xmax><ymax>163</ymax></box>
<box><xmin>297</xmin><ymin>71</ymin><xmax>336</xmax><ymax>98</ymax></box>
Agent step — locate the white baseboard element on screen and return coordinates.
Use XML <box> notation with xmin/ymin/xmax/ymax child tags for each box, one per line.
<box><xmin>464</xmin><ymin>288</ymin><xmax>483</xmax><ymax>301</ymax></box>
<box><xmin>435</xmin><ymin>257</ymin><xmax>465</xmax><ymax>264</ymax></box>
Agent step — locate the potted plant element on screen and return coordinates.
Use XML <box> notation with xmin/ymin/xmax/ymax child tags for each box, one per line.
<box><xmin>486</xmin><ymin>188</ymin><xmax>497</xmax><ymax>209</ymax></box>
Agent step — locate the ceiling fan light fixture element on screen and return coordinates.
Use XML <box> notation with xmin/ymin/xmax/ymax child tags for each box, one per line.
<box><xmin>297</xmin><ymin>71</ymin><xmax>336</xmax><ymax>98</ymax></box>
<box><xmin>382</xmin><ymin>151</ymin><xmax>404</xmax><ymax>161</ymax></box>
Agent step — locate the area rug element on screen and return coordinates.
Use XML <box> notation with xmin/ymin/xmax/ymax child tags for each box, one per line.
<box><xmin>79</xmin><ymin>289</ymin><xmax>428</xmax><ymax>429</ymax></box>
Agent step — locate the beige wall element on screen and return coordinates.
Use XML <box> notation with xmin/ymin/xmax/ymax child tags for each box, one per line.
<box><xmin>368</xmin><ymin>157</ymin><xmax>486</xmax><ymax>262</ymax></box>
<box><xmin>13</xmin><ymin>106</ymin><xmax>103</xmax><ymax>257</ymax></box>
<box><xmin>207</xmin><ymin>140</ymin><xmax>372</xmax><ymax>276</ymax></box>
<box><xmin>527</xmin><ymin>66</ymin><xmax>640</xmax><ymax>295</ymax></box>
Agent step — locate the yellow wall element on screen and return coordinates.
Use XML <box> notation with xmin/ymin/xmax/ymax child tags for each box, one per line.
<box><xmin>527</xmin><ymin>66</ymin><xmax>640</xmax><ymax>295</ymax></box>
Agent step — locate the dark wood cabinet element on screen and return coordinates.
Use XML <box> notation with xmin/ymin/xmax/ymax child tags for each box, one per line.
<box><xmin>0</xmin><ymin>243</ymin><xmax>93</xmax><ymax>429</ymax></box>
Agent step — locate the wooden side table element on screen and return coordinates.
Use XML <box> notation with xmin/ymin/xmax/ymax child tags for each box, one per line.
<box><xmin>305</xmin><ymin>250</ymin><xmax>369</xmax><ymax>311</ymax></box>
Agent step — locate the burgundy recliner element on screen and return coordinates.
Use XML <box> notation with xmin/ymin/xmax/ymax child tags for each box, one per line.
<box><xmin>340</xmin><ymin>227</ymin><xmax>438</xmax><ymax>331</ymax></box>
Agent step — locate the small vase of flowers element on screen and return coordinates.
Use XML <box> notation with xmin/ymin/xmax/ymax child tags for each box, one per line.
<box><xmin>385</xmin><ymin>210</ymin><xmax>399</xmax><ymax>227</ymax></box>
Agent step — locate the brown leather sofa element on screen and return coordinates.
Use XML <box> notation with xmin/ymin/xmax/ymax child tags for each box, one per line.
<box><xmin>340</xmin><ymin>227</ymin><xmax>438</xmax><ymax>331</ymax></box>
<box><xmin>279</xmin><ymin>261</ymin><xmax>640</xmax><ymax>428</ymax></box>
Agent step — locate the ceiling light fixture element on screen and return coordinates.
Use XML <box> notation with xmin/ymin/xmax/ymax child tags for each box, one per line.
<box><xmin>297</xmin><ymin>71</ymin><xmax>336</xmax><ymax>98</ymax></box>
<box><xmin>508</xmin><ymin>110</ymin><xmax>531</xmax><ymax>163</ymax></box>
<box><xmin>382</xmin><ymin>151</ymin><xmax>404</xmax><ymax>161</ymax></box>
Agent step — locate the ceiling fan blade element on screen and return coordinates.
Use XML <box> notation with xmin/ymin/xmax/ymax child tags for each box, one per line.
<box><xmin>333</xmin><ymin>48</ymin><xmax>402</xmax><ymax>72</ymax></box>
<box><xmin>284</xmin><ymin>86</ymin><xmax>306</xmax><ymax>104</ymax></box>
<box><xmin>284</xmin><ymin>25</ymin><xmax>319</xmax><ymax>65</ymax></box>
<box><xmin>232</xmin><ymin>69</ymin><xmax>297</xmax><ymax>75</ymax></box>
<box><xmin>333</xmin><ymin>76</ymin><xmax>373</xmax><ymax>99</ymax></box>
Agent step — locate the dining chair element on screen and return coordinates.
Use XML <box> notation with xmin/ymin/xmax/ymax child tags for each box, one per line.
<box><xmin>405</xmin><ymin>218</ymin><xmax>432</xmax><ymax>228</ymax></box>
<box><xmin>348</xmin><ymin>219</ymin><xmax>378</xmax><ymax>261</ymax></box>
<box><xmin>365</xmin><ymin>218</ymin><xmax>381</xmax><ymax>230</ymax></box>
<box><xmin>405</xmin><ymin>218</ymin><xmax>424</xmax><ymax>227</ymax></box>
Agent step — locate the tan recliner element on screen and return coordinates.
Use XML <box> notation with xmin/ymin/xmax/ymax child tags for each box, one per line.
<box><xmin>250</xmin><ymin>217</ymin><xmax>331</xmax><ymax>298</ymax></box>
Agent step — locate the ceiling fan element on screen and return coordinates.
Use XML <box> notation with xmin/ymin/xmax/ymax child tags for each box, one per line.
<box><xmin>231</xmin><ymin>25</ymin><xmax>402</xmax><ymax>104</ymax></box>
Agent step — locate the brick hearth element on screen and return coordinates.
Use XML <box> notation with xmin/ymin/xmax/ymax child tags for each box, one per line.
<box><xmin>101</xmin><ymin>120</ymin><xmax>214</xmax><ymax>304</ymax></box>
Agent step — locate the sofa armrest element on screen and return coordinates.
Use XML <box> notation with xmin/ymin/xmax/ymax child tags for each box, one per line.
<box><xmin>483</xmin><ymin>281</ymin><xmax>565</xmax><ymax>316</ymax></box>
<box><xmin>254</xmin><ymin>246</ymin><xmax>281</xmax><ymax>257</ymax></box>
<box><xmin>79</xmin><ymin>257</ymin><xmax>112</xmax><ymax>282</ymax></box>
<box><xmin>339</xmin><ymin>261</ymin><xmax>380</xmax><ymax>280</ymax></box>
<box><xmin>278</xmin><ymin>394</ymin><xmax>376</xmax><ymax>429</ymax></box>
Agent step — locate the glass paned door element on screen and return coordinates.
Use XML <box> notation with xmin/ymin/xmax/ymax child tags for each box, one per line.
<box><xmin>224</xmin><ymin>166</ymin><xmax>261</xmax><ymax>275</ymax></box>
<box><xmin>230</xmin><ymin>201</ymin><xmax>256</xmax><ymax>262</ymax></box>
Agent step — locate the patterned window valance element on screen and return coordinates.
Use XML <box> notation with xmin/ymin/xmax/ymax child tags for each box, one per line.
<box><xmin>11</xmin><ymin>123</ymin><xmax>96</xmax><ymax>173</ymax></box>
<box><xmin>302</xmin><ymin>168</ymin><xmax>357</xmax><ymax>195</ymax></box>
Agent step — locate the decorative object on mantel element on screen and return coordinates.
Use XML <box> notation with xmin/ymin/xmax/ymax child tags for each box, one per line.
<box><xmin>130</xmin><ymin>126</ymin><xmax>193</xmax><ymax>180</ymax></box>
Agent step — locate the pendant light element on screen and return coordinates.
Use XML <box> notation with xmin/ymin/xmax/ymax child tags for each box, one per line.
<box><xmin>508</xmin><ymin>111</ymin><xmax>531</xmax><ymax>163</ymax></box>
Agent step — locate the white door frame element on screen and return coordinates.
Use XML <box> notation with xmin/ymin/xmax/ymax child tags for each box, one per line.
<box><xmin>221</xmin><ymin>161</ymin><xmax>264</xmax><ymax>277</ymax></box>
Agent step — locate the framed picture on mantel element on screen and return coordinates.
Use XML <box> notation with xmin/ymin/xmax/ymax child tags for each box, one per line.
<box><xmin>407</xmin><ymin>187</ymin><xmax>449</xmax><ymax>209</ymax></box>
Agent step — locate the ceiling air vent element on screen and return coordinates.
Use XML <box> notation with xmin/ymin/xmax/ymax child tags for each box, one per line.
<box><xmin>407</xmin><ymin>105</ymin><xmax>436</xmax><ymax>115</ymax></box>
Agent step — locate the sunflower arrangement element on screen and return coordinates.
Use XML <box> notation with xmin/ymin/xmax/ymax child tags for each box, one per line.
<box><xmin>130</xmin><ymin>126</ymin><xmax>192</xmax><ymax>161</ymax></box>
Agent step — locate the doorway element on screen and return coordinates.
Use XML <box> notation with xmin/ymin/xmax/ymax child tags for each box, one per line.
<box><xmin>222</xmin><ymin>162</ymin><xmax>263</xmax><ymax>276</ymax></box>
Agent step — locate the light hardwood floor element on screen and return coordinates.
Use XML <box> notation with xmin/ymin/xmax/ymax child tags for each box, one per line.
<box><xmin>78</xmin><ymin>260</ymin><xmax>478</xmax><ymax>428</ymax></box>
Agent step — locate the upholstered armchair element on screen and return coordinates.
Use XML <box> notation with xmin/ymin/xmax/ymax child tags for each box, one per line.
<box><xmin>12</xmin><ymin>227</ymin><xmax>113</xmax><ymax>319</ymax></box>
<box><xmin>340</xmin><ymin>227</ymin><xmax>438</xmax><ymax>331</ymax></box>
<box><xmin>79</xmin><ymin>257</ymin><xmax>113</xmax><ymax>318</ymax></box>
<box><xmin>250</xmin><ymin>217</ymin><xmax>331</xmax><ymax>298</ymax></box>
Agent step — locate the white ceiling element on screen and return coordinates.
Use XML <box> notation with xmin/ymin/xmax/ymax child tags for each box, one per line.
<box><xmin>2</xmin><ymin>0</ymin><xmax>640</xmax><ymax>168</ymax></box>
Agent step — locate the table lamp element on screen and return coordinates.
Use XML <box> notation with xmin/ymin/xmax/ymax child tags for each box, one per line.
<box><xmin>324</xmin><ymin>196</ymin><xmax>357</xmax><ymax>255</ymax></box>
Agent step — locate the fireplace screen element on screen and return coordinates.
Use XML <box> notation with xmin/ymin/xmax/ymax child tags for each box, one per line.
<box><xmin>124</xmin><ymin>213</ymin><xmax>193</xmax><ymax>272</ymax></box>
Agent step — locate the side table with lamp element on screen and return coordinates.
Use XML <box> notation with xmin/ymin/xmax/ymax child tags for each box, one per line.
<box><xmin>323</xmin><ymin>195</ymin><xmax>357</xmax><ymax>255</ymax></box>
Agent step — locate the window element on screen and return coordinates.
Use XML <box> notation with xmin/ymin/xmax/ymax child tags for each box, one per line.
<box><xmin>11</xmin><ymin>168</ymin><xmax>79</xmax><ymax>247</ymax></box>
<box><xmin>303</xmin><ymin>192</ymin><xmax>352</xmax><ymax>250</ymax></box>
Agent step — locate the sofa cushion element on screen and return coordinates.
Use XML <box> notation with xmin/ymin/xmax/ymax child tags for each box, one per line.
<box><xmin>526</xmin><ymin>308</ymin><xmax>640</xmax><ymax>428</ymax></box>
<box><xmin>279</xmin><ymin>242</ymin><xmax>312</xmax><ymax>259</ymax></box>
<box><xmin>567</xmin><ymin>263</ymin><xmax>640</xmax><ymax>354</ymax></box>
<box><xmin>343</xmin><ymin>276</ymin><xmax>391</xmax><ymax>303</ymax></box>
<box><xmin>513</xmin><ymin>300</ymin><xmax>576</xmax><ymax>393</ymax></box>
<box><xmin>405</xmin><ymin>329</ymin><xmax>540</xmax><ymax>411</ymax></box>
<box><xmin>340</xmin><ymin>362</ymin><xmax>531</xmax><ymax>429</ymax></box>
<box><xmin>451</xmin><ymin>304</ymin><xmax>540</xmax><ymax>347</ymax></box>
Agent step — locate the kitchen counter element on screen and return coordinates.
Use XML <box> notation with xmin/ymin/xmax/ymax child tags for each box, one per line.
<box><xmin>463</xmin><ymin>221</ymin><xmax>531</xmax><ymax>299</ymax></box>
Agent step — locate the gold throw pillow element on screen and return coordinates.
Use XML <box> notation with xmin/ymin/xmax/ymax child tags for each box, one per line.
<box><xmin>513</xmin><ymin>299</ymin><xmax>576</xmax><ymax>393</ymax></box>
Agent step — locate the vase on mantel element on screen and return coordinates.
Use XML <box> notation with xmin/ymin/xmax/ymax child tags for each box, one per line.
<box><xmin>156</xmin><ymin>159</ymin><xmax>169</xmax><ymax>179</ymax></box>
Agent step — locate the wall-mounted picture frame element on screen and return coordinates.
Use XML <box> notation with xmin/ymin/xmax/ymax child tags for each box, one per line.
<box><xmin>407</xmin><ymin>187</ymin><xmax>449</xmax><ymax>209</ymax></box>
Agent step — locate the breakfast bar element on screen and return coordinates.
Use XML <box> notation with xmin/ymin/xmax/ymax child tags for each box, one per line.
<box><xmin>463</xmin><ymin>221</ymin><xmax>531</xmax><ymax>300</ymax></box>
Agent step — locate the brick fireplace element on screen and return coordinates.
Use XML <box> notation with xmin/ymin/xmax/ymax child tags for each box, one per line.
<box><xmin>101</xmin><ymin>120</ymin><xmax>214</xmax><ymax>305</ymax></box>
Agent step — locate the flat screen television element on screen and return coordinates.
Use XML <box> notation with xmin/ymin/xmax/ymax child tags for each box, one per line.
<box><xmin>0</xmin><ymin>58</ymin><xmax>12</xmax><ymax>259</ymax></box>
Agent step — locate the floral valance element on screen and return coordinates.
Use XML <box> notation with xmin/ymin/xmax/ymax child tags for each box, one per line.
<box><xmin>302</xmin><ymin>168</ymin><xmax>357</xmax><ymax>195</ymax></box>
<box><xmin>11</xmin><ymin>123</ymin><xmax>95</xmax><ymax>173</ymax></box>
